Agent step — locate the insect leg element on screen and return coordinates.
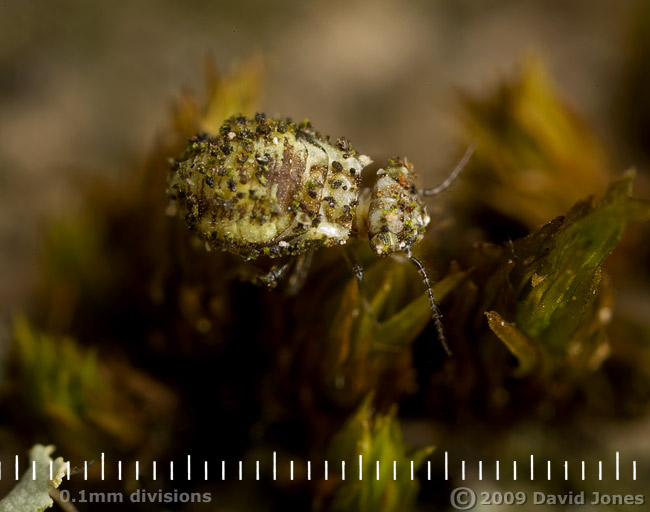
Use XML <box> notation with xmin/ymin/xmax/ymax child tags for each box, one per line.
<box><xmin>253</xmin><ymin>262</ymin><xmax>293</xmax><ymax>289</ymax></box>
<box><xmin>340</xmin><ymin>248</ymin><xmax>363</xmax><ymax>286</ymax></box>
<box><xmin>342</xmin><ymin>249</ymin><xmax>376</xmax><ymax>324</ymax></box>
<box><xmin>285</xmin><ymin>250</ymin><xmax>314</xmax><ymax>296</ymax></box>
<box><xmin>405</xmin><ymin>249</ymin><xmax>452</xmax><ymax>356</ymax></box>
<box><xmin>419</xmin><ymin>143</ymin><xmax>476</xmax><ymax>197</ymax></box>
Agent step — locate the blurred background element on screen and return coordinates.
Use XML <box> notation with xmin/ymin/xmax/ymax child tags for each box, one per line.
<box><xmin>1</xmin><ymin>0</ymin><xmax>649</xmax><ymax>315</ymax></box>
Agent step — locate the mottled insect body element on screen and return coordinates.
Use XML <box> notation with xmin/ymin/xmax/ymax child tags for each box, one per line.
<box><xmin>168</xmin><ymin>113</ymin><xmax>474</xmax><ymax>354</ymax></box>
<box><xmin>168</xmin><ymin>114</ymin><xmax>371</xmax><ymax>260</ymax></box>
<box><xmin>359</xmin><ymin>158</ymin><xmax>431</xmax><ymax>256</ymax></box>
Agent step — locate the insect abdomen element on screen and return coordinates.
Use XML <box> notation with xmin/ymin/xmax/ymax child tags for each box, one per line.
<box><xmin>167</xmin><ymin>114</ymin><xmax>370</xmax><ymax>260</ymax></box>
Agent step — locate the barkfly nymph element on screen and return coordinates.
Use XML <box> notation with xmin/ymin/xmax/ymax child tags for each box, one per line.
<box><xmin>166</xmin><ymin>113</ymin><xmax>474</xmax><ymax>354</ymax></box>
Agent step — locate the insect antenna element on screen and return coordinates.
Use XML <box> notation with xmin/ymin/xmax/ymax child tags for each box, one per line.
<box><xmin>419</xmin><ymin>142</ymin><xmax>476</xmax><ymax>197</ymax></box>
<box><xmin>405</xmin><ymin>248</ymin><xmax>452</xmax><ymax>356</ymax></box>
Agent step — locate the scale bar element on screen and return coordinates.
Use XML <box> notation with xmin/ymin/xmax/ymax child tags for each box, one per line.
<box><xmin>0</xmin><ymin>451</ymin><xmax>641</xmax><ymax>484</ymax></box>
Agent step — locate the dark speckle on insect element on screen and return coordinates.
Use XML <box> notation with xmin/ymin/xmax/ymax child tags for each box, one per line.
<box><xmin>336</xmin><ymin>136</ymin><xmax>350</xmax><ymax>151</ymax></box>
<box><xmin>323</xmin><ymin>196</ymin><xmax>337</xmax><ymax>208</ymax></box>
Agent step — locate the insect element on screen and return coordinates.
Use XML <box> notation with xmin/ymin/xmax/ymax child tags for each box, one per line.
<box><xmin>167</xmin><ymin>113</ymin><xmax>474</xmax><ymax>354</ymax></box>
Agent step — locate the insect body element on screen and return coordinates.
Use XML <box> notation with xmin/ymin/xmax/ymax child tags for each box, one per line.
<box><xmin>167</xmin><ymin>114</ymin><xmax>370</xmax><ymax>260</ymax></box>
<box><xmin>167</xmin><ymin>113</ymin><xmax>473</xmax><ymax>354</ymax></box>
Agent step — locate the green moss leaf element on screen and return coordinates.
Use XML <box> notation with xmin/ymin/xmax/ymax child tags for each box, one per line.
<box><xmin>513</xmin><ymin>172</ymin><xmax>650</xmax><ymax>351</ymax></box>
<box><xmin>172</xmin><ymin>58</ymin><xmax>263</xmax><ymax>138</ymax></box>
<box><xmin>459</xmin><ymin>57</ymin><xmax>612</xmax><ymax>229</ymax></box>
<box><xmin>319</xmin><ymin>255</ymin><xmax>464</xmax><ymax>405</ymax></box>
<box><xmin>13</xmin><ymin>316</ymin><xmax>102</xmax><ymax>418</ymax></box>
<box><xmin>374</xmin><ymin>268</ymin><xmax>467</xmax><ymax>349</ymax></box>
<box><xmin>11</xmin><ymin>316</ymin><xmax>176</xmax><ymax>461</ymax></box>
<box><xmin>326</xmin><ymin>396</ymin><xmax>433</xmax><ymax>512</ymax></box>
<box><xmin>485</xmin><ymin>310</ymin><xmax>540</xmax><ymax>377</ymax></box>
